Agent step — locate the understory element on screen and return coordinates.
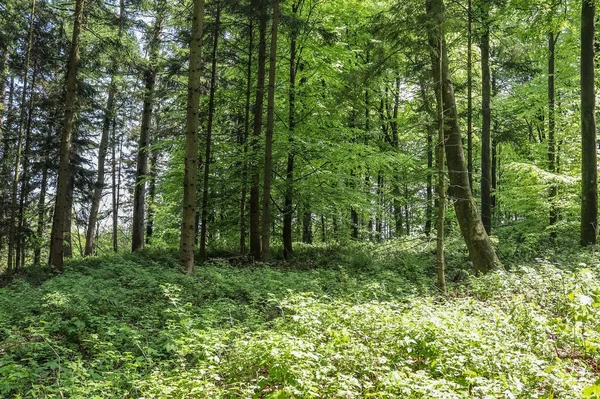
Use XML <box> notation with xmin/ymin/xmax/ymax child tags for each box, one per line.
<box><xmin>2</xmin><ymin>239</ymin><xmax>600</xmax><ymax>398</ymax></box>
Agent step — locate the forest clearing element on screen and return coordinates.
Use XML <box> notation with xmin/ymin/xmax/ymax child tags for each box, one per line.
<box><xmin>1</xmin><ymin>0</ymin><xmax>600</xmax><ymax>397</ymax></box>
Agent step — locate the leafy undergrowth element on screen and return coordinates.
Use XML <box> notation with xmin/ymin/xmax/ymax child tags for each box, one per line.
<box><xmin>2</xmin><ymin>241</ymin><xmax>600</xmax><ymax>398</ymax></box>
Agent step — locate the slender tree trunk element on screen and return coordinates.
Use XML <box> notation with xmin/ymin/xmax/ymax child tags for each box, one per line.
<box><xmin>133</xmin><ymin>13</ymin><xmax>162</xmax><ymax>252</ymax></box>
<box><xmin>85</xmin><ymin>0</ymin><xmax>125</xmax><ymax>256</ymax></box>
<box><xmin>145</xmin><ymin>146</ymin><xmax>157</xmax><ymax>244</ymax></box>
<box><xmin>7</xmin><ymin>0</ymin><xmax>36</xmax><ymax>275</ymax></box>
<box><xmin>0</xmin><ymin>52</ymin><xmax>7</xmax><ymax>132</ymax></box>
<box><xmin>0</xmin><ymin>78</ymin><xmax>15</xmax><ymax>255</ymax></box>
<box><xmin>419</xmin><ymin>79</ymin><xmax>434</xmax><ymax>237</ymax></box>
<box><xmin>179</xmin><ymin>0</ymin><xmax>204</xmax><ymax>273</ymax></box>
<box><xmin>283</xmin><ymin>2</ymin><xmax>299</xmax><ymax>260</ymax></box>
<box><xmin>250</xmin><ymin>0</ymin><xmax>268</xmax><ymax>260</ymax></box>
<box><xmin>467</xmin><ymin>0</ymin><xmax>473</xmax><ymax>190</ymax></box>
<box><xmin>112</xmin><ymin>117</ymin><xmax>120</xmax><ymax>252</ymax></box>
<box><xmin>261</xmin><ymin>0</ymin><xmax>280</xmax><ymax>262</ymax></box>
<box><xmin>63</xmin><ymin>173</ymin><xmax>74</xmax><ymax>259</ymax></box>
<box><xmin>547</xmin><ymin>31</ymin><xmax>558</xmax><ymax>235</ymax></box>
<box><xmin>426</xmin><ymin>0</ymin><xmax>502</xmax><ymax>273</ymax></box>
<box><xmin>34</xmin><ymin>126</ymin><xmax>52</xmax><ymax>266</ymax></box>
<box><xmin>240</xmin><ymin>20</ymin><xmax>253</xmax><ymax>255</ymax></box>
<box><xmin>581</xmin><ymin>0</ymin><xmax>597</xmax><ymax>246</ymax></box>
<box><xmin>434</xmin><ymin>36</ymin><xmax>446</xmax><ymax>293</ymax></box>
<box><xmin>199</xmin><ymin>6</ymin><xmax>221</xmax><ymax>261</ymax></box>
<box><xmin>480</xmin><ymin>5</ymin><xmax>492</xmax><ymax>234</ymax></box>
<box><xmin>85</xmin><ymin>78</ymin><xmax>116</xmax><ymax>255</ymax></box>
<box><xmin>16</xmin><ymin>69</ymin><xmax>37</xmax><ymax>272</ymax></box>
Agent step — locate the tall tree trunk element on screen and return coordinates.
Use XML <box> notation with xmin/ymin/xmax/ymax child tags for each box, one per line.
<box><xmin>112</xmin><ymin>116</ymin><xmax>121</xmax><ymax>252</ymax></box>
<box><xmin>0</xmin><ymin>78</ymin><xmax>15</xmax><ymax>254</ymax></box>
<box><xmin>199</xmin><ymin>5</ymin><xmax>221</xmax><ymax>261</ymax></box>
<box><xmin>250</xmin><ymin>0</ymin><xmax>268</xmax><ymax>260</ymax></box>
<box><xmin>581</xmin><ymin>0</ymin><xmax>597</xmax><ymax>246</ymax></box>
<box><xmin>283</xmin><ymin>2</ymin><xmax>299</xmax><ymax>260</ymax></box>
<box><xmin>16</xmin><ymin>69</ymin><xmax>37</xmax><ymax>272</ymax></box>
<box><xmin>85</xmin><ymin>0</ymin><xmax>125</xmax><ymax>256</ymax></box>
<box><xmin>0</xmin><ymin>52</ymin><xmax>7</xmax><ymax>132</ymax></box>
<box><xmin>34</xmin><ymin>126</ymin><xmax>52</xmax><ymax>266</ymax></box>
<box><xmin>145</xmin><ymin>145</ymin><xmax>157</xmax><ymax>244</ymax></box>
<box><xmin>480</xmin><ymin>5</ymin><xmax>492</xmax><ymax>234</ymax></box>
<box><xmin>133</xmin><ymin>12</ymin><xmax>162</xmax><ymax>252</ymax></box>
<box><xmin>7</xmin><ymin>0</ymin><xmax>36</xmax><ymax>275</ymax></box>
<box><xmin>85</xmin><ymin>78</ymin><xmax>116</xmax><ymax>255</ymax></box>
<box><xmin>179</xmin><ymin>0</ymin><xmax>204</xmax><ymax>273</ymax></box>
<box><xmin>63</xmin><ymin>172</ymin><xmax>74</xmax><ymax>259</ymax></box>
<box><xmin>548</xmin><ymin>31</ymin><xmax>558</xmax><ymax>235</ymax></box>
<box><xmin>426</xmin><ymin>0</ymin><xmax>502</xmax><ymax>273</ymax></box>
<box><xmin>434</xmin><ymin>36</ymin><xmax>446</xmax><ymax>292</ymax></box>
<box><xmin>419</xmin><ymin>79</ymin><xmax>434</xmax><ymax>237</ymax></box>
<box><xmin>467</xmin><ymin>0</ymin><xmax>473</xmax><ymax>190</ymax></box>
<box><xmin>240</xmin><ymin>20</ymin><xmax>253</xmax><ymax>256</ymax></box>
<box><xmin>261</xmin><ymin>0</ymin><xmax>280</xmax><ymax>262</ymax></box>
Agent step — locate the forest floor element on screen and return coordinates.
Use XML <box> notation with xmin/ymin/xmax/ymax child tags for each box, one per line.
<box><xmin>2</xmin><ymin>239</ymin><xmax>600</xmax><ymax>398</ymax></box>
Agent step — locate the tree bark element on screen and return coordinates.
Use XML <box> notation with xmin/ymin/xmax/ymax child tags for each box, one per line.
<box><xmin>250</xmin><ymin>0</ymin><xmax>268</xmax><ymax>260</ymax></box>
<box><xmin>179</xmin><ymin>0</ymin><xmax>204</xmax><ymax>273</ymax></box>
<box><xmin>434</xmin><ymin>35</ymin><xmax>446</xmax><ymax>292</ymax></box>
<box><xmin>467</xmin><ymin>0</ymin><xmax>473</xmax><ymax>191</ymax></box>
<box><xmin>581</xmin><ymin>0</ymin><xmax>597</xmax><ymax>246</ymax></box>
<box><xmin>50</xmin><ymin>0</ymin><xmax>85</xmax><ymax>272</ymax></box>
<box><xmin>283</xmin><ymin>1</ymin><xmax>299</xmax><ymax>260</ymax></box>
<box><xmin>261</xmin><ymin>0</ymin><xmax>280</xmax><ymax>262</ymax></box>
<box><xmin>85</xmin><ymin>0</ymin><xmax>124</xmax><ymax>256</ymax></box>
<box><xmin>480</xmin><ymin>5</ymin><xmax>492</xmax><ymax>234</ymax></box>
<box><xmin>112</xmin><ymin>116</ymin><xmax>121</xmax><ymax>252</ymax></box>
<box><xmin>426</xmin><ymin>0</ymin><xmax>502</xmax><ymax>273</ymax></box>
<box><xmin>34</xmin><ymin>125</ymin><xmax>53</xmax><ymax>266</ymax></box>
<box><xmin>7</xmin><ymin>0</ymin><xmax>36</xmax><ymax>275</ymax></box>
<box><xmin>199</xmin><ymin>5</ymin><xmax>221</xmax><ymax>261</ymax></box>
<box><xmin>240</xmin><ymin>20</ymin><xmax>253</xmax><ymax>256</ymax></box>
<box><xmin>133</xmin><ymin>11</ymin><xmax>162</xmax><ymax>252</ymax></box>
<box><xmin>547</xmin><ymin>31</ymin><xmax>558</xmax><ymax>235</ymax></box>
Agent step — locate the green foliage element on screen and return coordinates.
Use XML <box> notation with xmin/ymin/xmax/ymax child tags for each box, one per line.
<box><xmin>2</xmin><ymin>245</ymin><xmax>600</xmax><ymax>398</ymax></box>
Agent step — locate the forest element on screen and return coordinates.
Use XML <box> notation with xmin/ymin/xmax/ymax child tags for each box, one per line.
<box><xmin>1</xmin><ymin>0</ymin><xmax>600</xmax><ymax>397</ymax></box>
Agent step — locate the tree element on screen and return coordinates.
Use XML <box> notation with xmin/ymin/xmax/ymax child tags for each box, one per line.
<box><xmin>133</xmin><ymin>3</ymin><xmax>163</xmax><ymax>252</ymax></box>
<box><xmin>199</xmin><ymin>3</ymin><xmax>221</xmax><ymax>261</ymax></box>
<box><xmin>426</xmin><ymin>0</ymin><xmax>502</xmax><ymax>273</ymax></box>
<box><xmin>580</xmin><ymin>0</ymin><xmax>596</xmax><ymax>246</ymax></box>
<box><xmin>480</xmin><ymin>1</ymin><xmax>492</xmax><ymax>234</ymax></box>
<box><xmin>249</xmin><ymin>0</ymin><xmax>268</xmax><ymax>260</ymax></box>
<box><xmin>179</xmin><ymin>0</ymin><xmax>205</xmax><ymax>273</ymax></box>
<box><xmin>49</xmin><ymin>0</ymin><xmax>85</xmax><ymax>273</ymax></box>
<box><xmin>261</xmin><ymin>0</ymin><xmax>280</xmax><ymax>262</ymax></box>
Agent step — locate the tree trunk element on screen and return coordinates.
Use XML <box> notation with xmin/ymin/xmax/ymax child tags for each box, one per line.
<box><xmin>133</xmin><ymin>12</ymin><xmax>162</xmax><ymax>252</ymax></box>
<box><xmin>34</xmin><ymin>126</ymin><xmax>52</xmax><ymax>266</ymax></box>
<box><xmin>112</xmin><ymin>116</ymin><xmax>121</xmax><ymax>252</ymax></box>
<box><xmin>50</xmin><ymin>0</ymin><xmax>85</xmax><ymax>272</ymax></box>
<box><xmin>240</xmin><ymin>20</ymin><xmax>253</xmax><ymax>256</ymax></box>
<box><xmin>581</xmin><ymin>0</ymin><xmax>597</xmax><ymax>246</ymax></box>
<box><xmin>547</xmin><ymin>31</ymin><xmax>558</xmax><ymax>235</ymax></box>
<box><xmin>467</xmin><ymin>0</ymin><xmax>473</xmax><ymax>191</ymax></box>
<box><xmin>145</xmin><ymin>145</ymin><xmax>158</xmax><ymax>245</ymax></box>
<box><xmin>179</xmin><ymin>0</ymin><xmax>204</xmax><ymax>273</ymax></box>
<box><xmin>283</xmin><ymin>2</ymin><xmax>299</xmax><ymax>260</ymax></box>
<box><xmin>480</xmin><ymin>5</ymin><xmax>492</xmax><ymax>234</ymax></box>
<box><xmin>16</xmin><ymin>69</ymin><xmax>37</xmax><ymax>272</ymax></box>
<box><xmin>250</xmin><ymin>0</ymin><xmax>268</xmax><ymax>260</ymax></box>
<box><xmin>0</xmin><ymin>52</ymin><xmax>7</xmax><ymax>132</ymax></box>
<box><xmin>7</xmin><ymin>0</ymin><xmax>36</xmax><ymax>275</ymax></box>
<box><xmin>426</xmin><ymin>0</ymin><xmax>502</xmax><ymax>273</ymax></box>
<box><xmin>199</xmin><ymin>5</ymin><xmax>221</xmax><ymax>261</ymax></box>
<box><xmin>434</xmin><ymin>36</ymin><xmax>446</xmax><ymax>292</ymax></box>
<box><xmin>85</xmin><ymin>0</ymin><xmax>124</xmax><ymax>256</ymax></box>
<box><xmin>261</xmin><ymin>0</ymin><xmax>280</xmax><ymax>262</ymax></box>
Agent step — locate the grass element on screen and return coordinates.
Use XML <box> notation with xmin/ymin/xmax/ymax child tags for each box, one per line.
<box><xmin>1</xmin><ymin>239</ymin><xmax>600</xmax><ymax>398</ymax></box>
